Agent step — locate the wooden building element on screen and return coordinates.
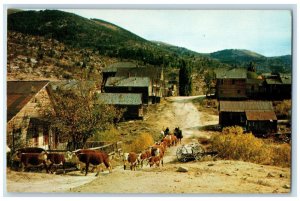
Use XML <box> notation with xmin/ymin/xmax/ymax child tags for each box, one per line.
<box><xmin>6</xmin><ymin>81</ymin><xmax>57</xmax><ymax>151</ymax></box>
<box><xmin>215</xmin><ymin>68</ymin><xmax>247</xmax><ymax>99</ymax></box>
<box><xmin>219</xmin><ymin>101</ymin><xmax>277</xmax><ymax>135</ymax></box>
<box><xmin>104</xmin><ymin>76</ymin><xmax>152</xmax><ymax>104</ymax></box>
<box><xmin>97</xmin><ymin>93</ymin><xmax>144</xmax><ymax>119</ymax></box>
<box><xmin>263</xmin><ymin>73</ymin><xmax>292</xmax><ymax>99</ymax></box>
<box><xmin>115</xmin><ymin>66</ymin><xmax>165</xmax><ymax>103</ymax></box>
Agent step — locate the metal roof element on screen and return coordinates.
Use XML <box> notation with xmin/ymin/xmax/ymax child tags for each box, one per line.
<box><xmin>7</xmin><ymin>81</ymin><xmax>49</xmax><ymax>122</ymax></box>
<box><xmin>116</xmin><ymin>66</ymin><xmax>163</xmax><ymax>80</ymax></box>
<box><xmin>280</xmin><ymin>73</ymin><xmax>292</xmax><ymax>85</ymax></box>
<box><xmin>245</xmin><ymin>111</ymin><xmax>277</xmax><ymax>121</ymax></box>
<box><xmin>103</xmin><ymin>62</ymin><xmax>138</xmax><ymax>73</ymax></box>
<box><xmin>97</xmin><ymin>93</ymin><xmax>142</xmax><ymax>105</ymax></box>
<box><xmin>219</xmin><ymin>101</ymin><xmax>274</xmax><ymax>112</ymax></box>
<box><xmin>105</xmin><ymin>77</ymin><xmax>150</xmax><ymax>87</ymax></box>
<box><xmin>215</xmin><ymin>68</ymin><xmax>247</xmax><ymax>79</ymax></box>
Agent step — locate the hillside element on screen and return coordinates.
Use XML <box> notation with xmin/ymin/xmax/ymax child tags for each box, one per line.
<box><xmin>210</xmin><ymin>49</ymin><xmax>291</xmax><ymax>73</ymax></box>
<box><xmin>7</xmin><ymin>9</ymin><xmax>228</xmax><ymax>71</ymax></box>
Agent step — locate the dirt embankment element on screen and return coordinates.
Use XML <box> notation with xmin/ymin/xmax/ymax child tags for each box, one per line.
<box><xmin>6</xmin><ymin>96</ymin><xmax>291</xmax><ymax>194</ymax></box>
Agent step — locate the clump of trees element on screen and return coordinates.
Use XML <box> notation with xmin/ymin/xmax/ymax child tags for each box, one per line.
<box><xmin>42</xmin><ymin>82</ymin><xmax>124</xmax><ymax>150</ymax></box>
<box><xmin>179</xmin><ymin>60</ymin><xmax>193</xmax><ymax>96</ymax></box>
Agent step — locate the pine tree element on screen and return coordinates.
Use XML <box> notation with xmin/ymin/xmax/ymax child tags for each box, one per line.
<box><xmin>179</xmin><ymin>60</ymin><xmax>192</xmax><ymax>96</ymax></box>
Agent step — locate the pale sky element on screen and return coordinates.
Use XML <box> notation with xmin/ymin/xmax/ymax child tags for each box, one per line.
<box><xmin>59</xmin><ymin>9</ymin><xmax>292</xmax><ymax>57</ymax></box>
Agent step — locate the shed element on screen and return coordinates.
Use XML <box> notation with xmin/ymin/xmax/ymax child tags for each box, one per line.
<box><xmin>104</xmin><ymin>77</ymin><xmax>152</xmax><ymax>104</ymax></box>
<box><xmin>219</xmin><ymin>101</ymin><xmax>277</xmax><ymax>135</ymax></box>
<box><xmin>97</xmin><ymin>93</ymin><xmax>144</xmax><ymax>119</ymax></box>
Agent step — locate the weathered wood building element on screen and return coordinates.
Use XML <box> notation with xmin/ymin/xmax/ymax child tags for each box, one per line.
<box><xmin>263</xmin><ymin>73</ymin><xmax>292</xmax><ymax>99</ymax></box>
<box><xmin>97</xmin><ymin>93</ymin><xmax>144</xmax><ymax>119</ymax></box>
<box><xmin>219</xmin><ymin>101</ymin><xmax>277</xmax><ymax>135</ymax></box>
<box><xmin>6</xmin><ymin>81</ymin><xmax>58</xmax><ymax>151</ymax></box>
<box><xmin>104</xmin><ymin>76</ymin><xmax>152</xmax><ymax>104</ymax></box>
<box><xmin>215</xmin><ymin>68</ymin><xmax>247</xmax><ymax>99</ymax></box>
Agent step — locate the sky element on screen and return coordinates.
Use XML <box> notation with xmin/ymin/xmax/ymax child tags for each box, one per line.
<box><xmin>60</xmin><ymin>9</ymin><xmax>292</xmax><ymax>57</ymax></box>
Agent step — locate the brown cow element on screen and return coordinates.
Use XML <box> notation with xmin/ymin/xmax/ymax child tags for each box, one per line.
<box><xmin>139</xmin><ymin>149</ymin><xmax>151</xmax><ymax>168</ymax></box>
<box><xmin>123</xmin><ymin>152</ymin><xmax>140</xmax><ymax>171</ymax></box>
<box><xmin>72</xmin><ymin>149</ymin><xmax>112</xmax><ymax>176</ymax></box>
<box><xmin>150</xmin><ymin>145</ymin><xmax>164</xmax><ymax>167</ymax></box>
<box><xmin>19</xmin><ymin>152</ymin><xmax>48</xmax><ymax>173</ymax></box>
<box><xmin>46</xmin><ymin>153</ymin><xmax>66</xmax><ymax>174</ymax></box>
<box><xmin>148</xmin><ymin>156</ymin><xmax>162</xmax><ymax>167</ymax></box>
<box><xmin>170</xmin><ymin>135</ymin><xmax>178</xmax><ymax>146</ymax></box>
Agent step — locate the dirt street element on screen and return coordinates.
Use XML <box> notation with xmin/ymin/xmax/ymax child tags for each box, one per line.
<box><xmin>6</xmin><ymin>96</ymin><xmax>291</xmax><ymax>194</ymax></box>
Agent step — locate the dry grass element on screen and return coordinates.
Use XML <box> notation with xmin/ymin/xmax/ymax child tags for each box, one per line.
<box><xmin>122</xmin><ymin>133</ymin><xmax>154</xmax><ymax>153</ymax></box>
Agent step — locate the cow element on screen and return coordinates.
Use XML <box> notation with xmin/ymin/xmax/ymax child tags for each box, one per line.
<box><xmin>162</xmin><ymin>136</ymin><xmax>172</xmax><ymax>147</ymax></box>
<box><xmin>139</xmin><ymin>149</ymin><xmax>151</xmax><ymax>168</ymax></box>
<box><xmin>170</xmin><ymin>135</ymin><xmax>178</xmax><ymax>146</ymax></box>
<box><xmin>11</xmin><ymin>147</ymin><xmax>47</xmax><ymax>169</ymax></box>
<box><xmin>149</xmin><ymin>145</ymin><xmax>164</xmax><ymax>167</ymax></box>
<box><xmin>19</xmin><ymin>152</ymin><xmax>48</xmax><ymax>173</ymax></box>
<box><xmin>46</xmin><ymin>153</ymin><xmax>66</xmax><ymax>174</ymax></box>
<box><xmin>71</xmin><ymin>149</ymin><xmax>112</xmax><ymax>176</ymax></box>
<box><xmin>148</xmin><ymin>155</ymin><xmax>161</xmax><ymax>167</ymax></box>
<box><xmin>123</xmin><ymin>152</ymin><xmax>140</xmax><ymax>171</ymax></box>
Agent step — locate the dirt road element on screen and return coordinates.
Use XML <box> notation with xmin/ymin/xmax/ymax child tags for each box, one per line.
<box><xmin>6</xmin><ymin>96</ymin><xmax>291</xmax><ymax>194</ymax></box>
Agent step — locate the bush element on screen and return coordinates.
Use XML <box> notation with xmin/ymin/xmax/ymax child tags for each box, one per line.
<box><xmin>211</xmin><ymin>129</ymin><xmax>291</xmax><ymax>167</ymax></box>
<box><xmin>274</xmin><ymin>100</ymin><xmax>291</xmax><ymax>119</ymax></box>
<box><xmin>90</xmin><ymin>126</ymin><xmax>121</xmax><ymax>143</ymax></box>
<box><xmin>222</xmin><ymin>126</ymin><xmax>243</xmax><ymax>135</ymax></box>
<box><xmin>122</xmin><ymin>133</ymin><xmax>154</xmax><ymax>153</ymax></box>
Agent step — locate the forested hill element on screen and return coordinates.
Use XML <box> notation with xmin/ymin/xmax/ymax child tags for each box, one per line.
<box><xmin>209</xmin><ymin>49</ymin><xmax>291</xmax><ymax>73</ymax></box>
<box><xmin>8</xmin><ymin>9</ymin><xmax>291</xmax><ymax>73</ymax></box>
<box><xmin>7</xmin><ymin>9</ymin><xmax>227</xmax><ymax>70</ymax></box>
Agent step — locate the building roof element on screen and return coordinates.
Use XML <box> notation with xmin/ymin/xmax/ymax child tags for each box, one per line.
<box><xmin>105</xmin><ymin>77</ymin><xmax>150</xmax><ymax>87</ymax></box>
<box><xmin>280</xmin><ymin>73</ymin><xmax>292</xmax><ymax>85</ymax></box>
<box><xmin>215</xmin><ymin>68</ymin><xmax>247</xmax><ymax>79</ymax></box>
<box><xmin>265</xmin><ymin>78</ymin><xmax>282</xmax><ymax>85</ymax></box>
<box><xmin>102</xmin><ymin>62</ymin><xmax>138</xmax><ymax>73</ymax></box>
<box><xmin>97</xmin><ymin>93</ymin><xmax>142</xmax><ymax>105</ymax></box>
<box><xmin>219</xmin><ymin>101</ymin><xmax>274</xmax><ymax>112</ymax></box>
<box><xmin>245</xmin><ymin>111</ymin><xmax>277</xmax><ymax>121</ymax></box>
<box><xmin>116</xmin><ymin>66</ymin><xmax>163</xmax><ymax>80</ymax></box>
<box><xmin>7</xmin><ymin>81</ymin><xmax>49</xmax><ymax>122</ymax></box>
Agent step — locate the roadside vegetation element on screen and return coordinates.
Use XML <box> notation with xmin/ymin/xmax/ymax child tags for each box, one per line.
<box><xmin>211</xmin><ymin>126</ymin><xmax>291</xmax><ymax>167</ymax></box>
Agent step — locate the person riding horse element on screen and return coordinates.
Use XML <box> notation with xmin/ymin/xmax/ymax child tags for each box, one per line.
<box><xmin>174</xmin><ymin>127</ymin><xmax>183</xmax><ymax>144</ymax></box>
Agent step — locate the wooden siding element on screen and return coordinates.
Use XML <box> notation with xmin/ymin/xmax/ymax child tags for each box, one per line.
<box><xmin>216</xmin><ymin>79</ymin><xmax>247</xmax><ymax>99</ymax></box>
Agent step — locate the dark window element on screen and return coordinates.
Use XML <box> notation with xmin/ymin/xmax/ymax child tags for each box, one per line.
<box><xmin>232</xmin><ymin>80</ymin><xmax>235</xmax><ymax>84</ymax></box>
<box><xmin>220</xmin><ymin>79</ymin><xmax>223</xmax><ymax>85</ymax></box>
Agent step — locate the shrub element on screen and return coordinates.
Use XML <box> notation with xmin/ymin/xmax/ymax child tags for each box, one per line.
<box><xmin>222</xmin><ymin>126</ymin><xmax>243</xmax><ymax>135</ymax></box>
<box><xmin>90</xmin><ymin>126</ymin><xmax>122</xmax><ymax>143</ymax></box>
<box><xmin>274</xmin><ymin>100</ymin><xmax>291</xmax><ymax>119</ymax></box>
<box><xmin>122</xmin><ymin>133</ymin><xmax>154</xmax><ymax>153</ymax></box>
<box><xmin>211</xmin><ymin>131</ymin><xmax>291</xmax><ymax>167</ymax></box>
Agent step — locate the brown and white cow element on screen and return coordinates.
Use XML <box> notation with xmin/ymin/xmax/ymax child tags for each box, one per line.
<box><xmin>46</xmin><ymin>153</ymin><xmax>66</xmax><ymax>174</ymax></box>
<box><xmin>19</xmin><ymin>152</ymin><xmax>48</xmax><ymax>173</ymax></box>
<box><xmin>71</xmin><ymin>149</ymin><xmax>112</xmax><ymax>176</ymax></box>
<box><xmin>139</xmin><ymin>149</ymin><xmax>151</xmax><ymax>168</ymax></box>
<box><xmin>123</xmin><ymin>152</ymin><xmax>140</xmax><ymax>171</ymax></box>
<box><xmin>149</xmin><ymin>145</ymin><xmax>164</xmax><ymax>167</ymax></box>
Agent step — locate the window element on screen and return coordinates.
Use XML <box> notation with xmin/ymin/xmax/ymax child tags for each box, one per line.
<box><xmin>232</xmin><ymin>80</ymin><xmax>235</xmax><ymax>85</ymax></box>
<box><xmin>220</xmin><ymin>79</ymin><xmax>223</xmax><ymax>85</ymax></box>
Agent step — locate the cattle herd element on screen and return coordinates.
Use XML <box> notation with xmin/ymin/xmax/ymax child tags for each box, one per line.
<box><xmin>9</xmin><ymin>131</ymin><xmax>182</xmax><ymax>177</ymax></box>
<box><xmin>123</xmin><ymin>133</ymin><xmax>180</xmax><ymax>171</ymax></box>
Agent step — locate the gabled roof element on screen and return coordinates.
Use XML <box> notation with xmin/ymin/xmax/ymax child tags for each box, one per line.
<box><xmin>7</xmin><ymin>81</ymin><xmax>49</xmax><ymax>122</ymax></box>
<box><xmin>219</xmin><ymin>101</ymin><xmax>274</xmax><ymax>112</ymax></box>
<box><xmin>215</xmin><ymin>68</ymin><xmax>247</xmax><ymax>79</ymax></box>
<box><xmin>105</xmin><ymin>77</ymin><xmax>150</xmax><ymax>87</ymax></box>
<box><xmin>245</xmin><ymin>111</ymin><xmax>277</xmax><ymax>121</ymax></box>
<box><xmin>97</xmin><ymin>93</ymin><xmax>142</xmax><ymax>105</ymax></box>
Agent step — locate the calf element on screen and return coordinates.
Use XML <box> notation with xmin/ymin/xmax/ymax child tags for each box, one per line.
<box><xmin>46</xmin><ymin>153</ymin><xmax>66</xmax><ymax>174</ymax></box>
<box><xmin>20</xmin><ymin>152</ymin><xmax>48</xmax><ymax>173</ymax></box>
